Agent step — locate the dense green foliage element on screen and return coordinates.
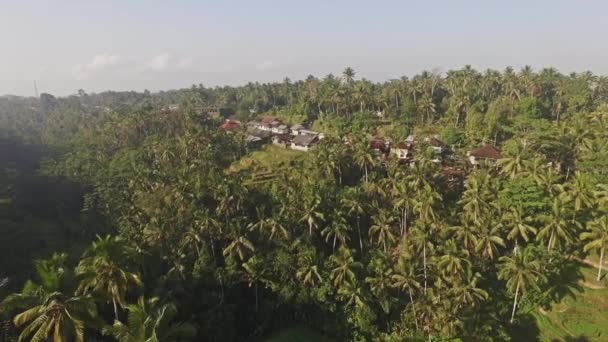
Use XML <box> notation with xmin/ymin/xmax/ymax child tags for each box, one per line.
<box><xmin>2</xmin><ymin>66</ymin><xmax>608</xmax><ymax>341</ymax></box>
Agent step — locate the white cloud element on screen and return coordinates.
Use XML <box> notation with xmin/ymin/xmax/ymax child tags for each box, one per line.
<box><xmin>73</xmin><ymin>53</ymin><xmax>123</xmax><ymax>79</ymax></box>
<box><xmin>142</xmin><ymin>53</ymin><xmax>172</xmax><ymax>71</ymax></box>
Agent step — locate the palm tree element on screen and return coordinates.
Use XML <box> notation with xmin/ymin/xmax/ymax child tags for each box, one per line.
<box><xmin>0</xmin><ymin>254</ymin><xmax>98</xmax><ymax>342</ymax></box>
<box><xmin>474</xmin><ymin>218</ymin><xmax>506</xmax><ymax>260</ymax></box>
<box><xmin>498</xmin><ymin>250</ymin><xmax>546</xmax><ymax>323</ymax></box>
<box><xmin>369</xmin><ymin>209</ymin><xmax>398</xmax><ymax>253</ymax></box>
<box><xmin>437</xmin><ymin>240</ymin><xmax>471</xmax><ymax>280</ymax></box>
<box><xmin>341</xmin><ymin>187</ymin><xmax>366</xmax><ymax>253</ymax></box>
<box><xmin>242</xmin><ymin>257</ymin><xmax>270</xmax><ymax>311</ymax></box>
<box><xmin>581</xmin><ymin>216</ymin><xmax>608</xmax><ymax>281</ymax></box>
<box><xmin>538</xmin><ymin>198</ymin><xmax>575</xmax><ymax>251</ymax></box>
<box><xmin>223</xmin><ymin>236</ymin><xmax>255</xmax><ymax>261</ymax></box>
<box><xmin>299</xmin><ymin>193</ymin><xmax>325</xmax><ymax>236</ymax></box>
<box><xmin>103</xmin><ymin>297</ymin><xmax>196</xmax><ymax>342</ymax></box>
<box><xmin>329</xmin><ymin>247</ymin><xmax>362</xmax><ymax>290</ymax></box>
<box><xmin>321</xmin><ymin>210</ymin><xmax>351</xmax><ymax>252</ymax></box>
<box><xmin>352</xmin><ymin>137</ymin><xmax>375</xmax><ymax>183</ymax></box>
<box><xmin>459</xmin><ymin>171</ymin><xmax>496</xmax><ymax>224</ymax></box>
<box><xmin>504</xmin><ymin>206</ymin><xmax>537</xmax><ymax>254</ymax></box>
<box><xmin>448</xmin><ymin>268</ymin><xmax>488</xmax><ymax>308</ymax></box>
<box><xmin>558</xmin><ymin>171</ymin><xmax>595</xmax><ymax>222</ymax></box>
<box><xmin>1</xmin><ymin>291</ymin><xmax>97</xmax><ymax>342</ymax></box>
<box><xmin>342</xmin><ymin>67</ymin><xmax>356</xmax><ymax>85</ymax></box>
<box><xmin>391</xmin><ymin>257</ymin><xmax>421</xmax><ymax>330</ymax></box>
<box><xmin>497</xmin><ymin>143</ymin><xmax>527</xmax><ymax>179</ymax></box>
<box><xmin>76</xmin><ymin>235</ymin><xmax>142</xmax><ymax>320</ymax></box>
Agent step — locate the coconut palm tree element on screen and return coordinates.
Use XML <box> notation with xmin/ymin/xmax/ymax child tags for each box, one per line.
<box><xmin>437</xmin><ymin>240</ymin><xmax>471</xmax><ymax>280</ymax></box>
<box><xmin>1</xmin><ymin>291</ymin><xmax>97</xmax><ymax>342</ymax></box>
<box><xmin>538</xmin><ymin>198</ymin><xmax>575</xmax><ymax>251</ymax></box>
<box><xmin>103</xmin><ymin>297</ymin><xmax>195</xmax><ymax>342</ymax></box>
<box><xmin>342</xmin><ymin>67</ymin><xmax>356</xmax><ymax>85</ymax></box>
<box><xmin>0</xmin><ymin>254</ymin><xmax>98</xmax><ymax>342</ymax></box>
<box><xmin>321</xmin><ymin>210</ymin><xmax>351</xmax><ymax>252</ymax></box>
<box><xmin>369</xmin><ymin>209</ymin><xmax>398</xmax><ymax>253</ymax></box>
<box><xmin>557</xmin><ymin>171</ymin><xmax>595</xmax><ymax>222</ymax></box>
<box><xmin>352</xmin><ymin>137</ymin><xmax>376</xmax><ymax>183</ymax></box>
<box><xmin>299</xmin><ymin>193</ymin><xmax>325</xmax><ymax>236</ymax></box>
<box><xmin>329</xmin><ymin>247</ymin><xmax>362</xmax><ymax>290</ymax></box>
<box><xmin>497</xmin><ymin>143</ymin><xmax>528</xmax><ymax>179</ymax></box>
<box><xmin>474</xmin><ymin>218</ymin><xmax>506</xmax><ymax>260</ymax></box>
<box><xmin>341</xmin><ymin>187</ymin><xmax>366</xmax><ymax>253</ymax></box>
<box><xmin>581</xmin><ymin>216</ymin><xmax>608</xmax><ymax>281</ymax></box>
<box><xmin>76</xmin><ymin>235</ymin><xmax>142</xmax><ymax>320</ymax></box>
<box><xmin>448</xmin><ymin>268</ymin><xmax>488</xmax><ymax>308</ymax></box>
<box><xmin>391</xmin><ymin>257</ymin><xmax>421</xmax><ymax>330</ymax></box>
<box><xmin>498</xmin><ymin>250</ymin><xmax>546</xmax><ymax>323</ymax></box>
<box><xmin>503</xmin><ymin>206</ymin><xmax>537</xmax><ymax>254</ymax></box>
<box><xmin>459</xmin><ymin>171</ymin><xmax>496</xmax><ymax>224</ymax></box>
<box><xmin>223</xmin><ymin>236</ymin><xmax>255</xmax><ymax>261</ymax></box>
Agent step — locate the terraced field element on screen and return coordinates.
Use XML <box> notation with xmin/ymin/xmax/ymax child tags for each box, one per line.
<box><xmin>534</xmin><ymin>265</ymin><xmax>608</xmax><ymax>342</ymax></box>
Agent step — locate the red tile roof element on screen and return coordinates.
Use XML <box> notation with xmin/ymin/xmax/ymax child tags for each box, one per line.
<box><xmin>260</xmin><ymin>116</ymin><xmax>278</xmax><ymax>124</ymax></box>
<box><xmin>470</xmin><ymin>145</ymin><xmax>502</xmax><ymax>160</ymax></box>
<box><xmin>221</xmin><ymin>120</ymin><xmax>241</xmax><ymax>131</ymax></box>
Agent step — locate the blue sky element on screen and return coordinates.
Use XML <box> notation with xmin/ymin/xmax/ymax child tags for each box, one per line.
<box><xmin>1</xmin><ymin>0</ymin><xmax>606</xmax><ymax>96</ymax></box>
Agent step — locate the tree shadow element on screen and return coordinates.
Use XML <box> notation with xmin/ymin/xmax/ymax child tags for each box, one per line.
<box><xmin>544</xmin><ymin>261</ymin><xmax>584</xmax><ymax>306</ymax></box>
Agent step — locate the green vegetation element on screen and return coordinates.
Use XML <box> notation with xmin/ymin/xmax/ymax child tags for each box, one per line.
<box><xmin>533</xmin><ymin>266</ymin><xmax>608</xmax><ymax>341</ymax></box>
<box><xmin>2</xmin><ymin>66</ymin><xmax>608</xmax><ymax>341</ymax></box>
<box><xmin>229</xmin><ymin>144</ymin><xmax>304</xmax><ymax>173</ymax></box>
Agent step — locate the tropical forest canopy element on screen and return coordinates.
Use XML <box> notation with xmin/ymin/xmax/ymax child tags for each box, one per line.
<box><xmin>1</xmin><ymin>66</ymin><xmax>608</xmax><ymax>341</ymax></box>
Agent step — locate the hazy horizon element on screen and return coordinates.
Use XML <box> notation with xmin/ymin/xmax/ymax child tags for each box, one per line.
<box><xmin>2</xmin><ymin>0</ymin><xmax>607</xmax><ymax>97</ymax></box>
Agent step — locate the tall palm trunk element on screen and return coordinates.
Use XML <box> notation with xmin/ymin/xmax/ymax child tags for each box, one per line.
<box><xmin>112</xmin><ymin>296</ymin><xmax>119</xmax><ymax>321</ymax></box>
<box><xmin>333</xmin><ymin>235</ymin><xmax>337</xmax><ymax>253</ymax></box>
<box><xmin>409</xmin><ymin>288</ymin><xmax>419</xmax><ymax>330</ymax></box>
<box><xmin>423</xmin><ymin>243</ymin><xmax>427</xmax><ymax>294</ymax></box>
<box><xmin>357</xmin><ymin>216</ymin><xmax>363</xmax><ymax>254</ymax></box>
<box><xmin>255</xmin><ymin>282</ymin><xmax>259</xmax><ymax>311</ymax></box>
<box><xmin>598</xmin><ymin>247</ymin><xmax>605</xmax><ymax>282</ymax></box>
<box><xmin>510</xmin><ymin>283</ymin><xmax>520</xmax><ymax>323</ymax></box>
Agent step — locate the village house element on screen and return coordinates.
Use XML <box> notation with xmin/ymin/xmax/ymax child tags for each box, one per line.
<box><xmin>291</xmin><ymin>134</ymin><xmax>319</xmax><ymax>151</ymax></box>
<box><xmin>442</xmin><ymin>166</ymin><xmax>465</xmax><ymax>185</ymax></box>
<box><xmin>391</xmin><ymin>141</ymin><xmax>415</xmax><ymax>161</ymax></box>
<box><xmin>221</xmin><ymin>119</ymin><xmax>241</xmax><ymax>132</ymax></box>
<box><xmin>370</xmin><ymin>137</ymin><xmax>390</xmax><ymax>156</ymax></box>
<box><xmin>468</xmin><ymin>145</ymin><xmax>502</xmax><ymax>166</ymax></box>
<box><xmin>272</xmin><ymin>134</ymin><xmax>293</xmax><ymax>148</ymax></box>
<box><xmin>272</xmin><ymin>124</ymin><xmax>290</xmax><ymax>135</ymax></box>
<box><xmin>290</xmin><ymin>124</ymin><xmax>305</xmax><ymax>135</ymax></box>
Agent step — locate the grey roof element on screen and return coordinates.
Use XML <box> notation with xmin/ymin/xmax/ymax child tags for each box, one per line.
<box><xmin>291</xmin><ymin>124</ymin><xmax>304</xmax><ymax>130</ymax></box>
<box><xmin>299</xmin><ymin>129</ymin><xmax>319</xmax><ymax>135</ymax></box>
<box><xmin>292</xmin><ymin>134</ymin><xmax>318</xmax><ymax>146</ymax></box>
<box><xmin>277</xmin><ymin>124</ymin><xmax>288</xmax><ymax>130</ymax></box>
<box><xmin>247</xmin><ymin>127</ymin><xmax>272</xmax><ymax>138</ymax></box>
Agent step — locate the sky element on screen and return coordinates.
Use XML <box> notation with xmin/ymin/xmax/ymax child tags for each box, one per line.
<box><xmin>1</xmin><ymin>0</ymin><xmax>607</xmax><ymax>96</ymax></box>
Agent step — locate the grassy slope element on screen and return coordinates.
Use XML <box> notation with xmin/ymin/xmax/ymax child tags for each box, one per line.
<box><xmin>534</xmin><ymin>265</ymin><xmax>608</xmax><ymax>342</ymax></box>
<box><xmin>229</xmin><ymin>144</ymin><xmax>304</xmax><ymax>173</ymax></box>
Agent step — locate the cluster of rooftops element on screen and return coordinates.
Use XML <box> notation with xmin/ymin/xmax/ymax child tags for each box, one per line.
<box><xmin>220</xmin><ymin>117</ymin><xmax>324</xmax><ymax>151</ymax></box>
<box><xmin>221</xmin><ymin>116</ymin><xmax>504</xmax><ymax>178</ymax></box>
